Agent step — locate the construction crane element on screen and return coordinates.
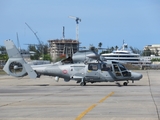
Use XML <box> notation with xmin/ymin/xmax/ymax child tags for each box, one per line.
<box><xmin>25</xmin><ymin>22</ymin><xmax>44</xmax><ymax>59</ymax></box>
<box><xmin>69</xmin><ymin>16</ymin><xmax>81</xmax><ymax>42</ymax></box>
<box><xmin>25</xmin><ymin>22</ymin><xmax>42</xmax><ymax>46</ymax></box>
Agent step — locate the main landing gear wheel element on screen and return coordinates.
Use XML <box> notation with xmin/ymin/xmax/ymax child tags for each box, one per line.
<box><xmin>80</xmin><ymin>82</ymin><xmax>86</xmax><ymax>86</ymax></box>
<box><xmin>123</xmin><ymin>82</ymin><xmax>128</xmax><ymax>86</ymax></box>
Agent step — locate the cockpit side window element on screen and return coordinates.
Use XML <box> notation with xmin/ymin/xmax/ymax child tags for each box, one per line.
<box><xmin>88</xmin><ymin>63</ymin><xmax>98</xmax><ymax>71</ymax></box>
<box><xmin>113</xmin><ymin>64</ymin><xmax>122</xmax><ymax>76</ymax></box>
<box><xmin>113</xmin><ymin>65</ymin><xmax>119</xmax><ymax>72</ymax></box>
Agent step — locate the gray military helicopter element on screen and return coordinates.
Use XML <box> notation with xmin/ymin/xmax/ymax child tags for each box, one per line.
<box><xmin>3</xmin><ymin>40</ymin><xmax>142</xmax><ymax>86</ymax></box>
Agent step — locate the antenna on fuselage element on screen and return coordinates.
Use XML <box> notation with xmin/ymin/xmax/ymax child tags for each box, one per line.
<box><xmin>16</xmin><ymin>32</ymin><xmax>21</xmax><ymax>51</ymax></box>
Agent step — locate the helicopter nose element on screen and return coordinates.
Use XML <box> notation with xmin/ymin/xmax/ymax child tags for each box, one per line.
<box><xmin>131</xmin><ymin>72</ymin><xmax>143</xmax><ymax>80</ymax></box>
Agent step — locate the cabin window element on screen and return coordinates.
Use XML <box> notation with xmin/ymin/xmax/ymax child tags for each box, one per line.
<box><xmin>101</xmin><ymin>64</ymin><xmax>110</xmax><ymax>71</ymax></box>
<box><xmin>88</xmin><ymin>63</ymin><xmax>98</xmax><ymax>71</ymax></box>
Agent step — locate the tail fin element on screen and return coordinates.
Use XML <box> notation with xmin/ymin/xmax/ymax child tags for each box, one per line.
<box><xmin>4</xmin><ymin>40</ymin><xmax>22</xmax><ymax>58</ymax></box>
<box><xmin>3</xmin><ymin>40</ymin><xmax>37</xmax><ymax>79</ymax></box>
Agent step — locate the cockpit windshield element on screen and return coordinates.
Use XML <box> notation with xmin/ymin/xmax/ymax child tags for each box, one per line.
<box><xmin>112</xmin><ymin>63</ymin><xmax>131</xmax><ymax>77</ymax></box>
<box><xmin>118</xmin><ymin>64</ymin><xmax>127</xmax><ymax>71</ymax></box>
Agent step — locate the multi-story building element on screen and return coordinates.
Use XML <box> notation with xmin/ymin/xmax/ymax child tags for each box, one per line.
<box><xmin>48</xmin><ymin>39</ymin><xmax>79</xmax><ymax>62</ymax></box>
<box><xmin>144</xmin><ymin>44</ymin><xmax>160</xmax><ymax>56</ymax></box>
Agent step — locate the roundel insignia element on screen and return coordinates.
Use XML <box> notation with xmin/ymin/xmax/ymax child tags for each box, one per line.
<box><xmin>62</xmin><ymin>70</ymin><xmax>68</xmax><ymax>74</ymax></box>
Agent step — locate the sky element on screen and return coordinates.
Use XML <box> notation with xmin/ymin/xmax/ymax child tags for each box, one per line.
<box><xmin>1</xmin><ymin>0</ymin><xmax>160</xmax><ymax>50</ymax></box>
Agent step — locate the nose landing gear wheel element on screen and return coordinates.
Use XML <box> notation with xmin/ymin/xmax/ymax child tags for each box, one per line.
<box><xmin>80</xmin><ymin>82</ymin><xmax>86</xmax><ymax>86</ymax></box>
<box><xmin>123</xmin><ymin>82</ymin><xmax>128</xmax><ymax>86</ymax></box>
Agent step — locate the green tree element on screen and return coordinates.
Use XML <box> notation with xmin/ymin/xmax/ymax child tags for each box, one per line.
<box><xmin>28</xmin><ymin>45</ymin><xmax>41</xmax><ymax>60</ymax></box>
<box><xmin>98</xmin><ymin>42</ymin><xmax>102</xmax><ymax>48</ymax></box>
<box><xmin>111</xmin><ymin>47</ymin><xmax>114</xmax><ymax>52</ymax></box>
<box><xmin>43</xmin><ymin>43</ymin><xmax>49</xmax><ymax>54</ymax></box>
<box><xmin>43</xmin><ymin>54</ymin><xmax>52</xmax><ymax>61</ymax></box>
<box><xmin>155</xmin><ymin>48</ymin><xmax>159</xmax><ymax>56</ymax></box>
<box><xmin>129</xmin><ymin>46</ymin><xmax>143</xmax><ymax>55</ymax></box>
<box><xmin>115</xmin><ymin>46</ymin><xmax>118</xmax><ymax>50</ymax></box>
<box><xmin>100</xmin><ymin>46</ymin><xmax>115</xmax><ymax>54</ymax></box>
<box><xmin>0</xmin><ymin>46</ymin><xmax>6</xmax><ymax>51</ymax></box>
<box><xmin>142</xmin><ymin>47</ymin><xmax>151</xmax><ymax>56</ymax></box>
<box><xmin>151</xmin><ymin>58</ymin><xmax>160</xmax><ymax>62</ymax></box>
<box><xmin>0</xmin><ymin>54</ymin><xmax>8</xmax><ymax>61</ymax></box>
<box><xmin>0</xmin><ymin>46</ymin><xmax>8</xmax><ymax>61</ymax></box>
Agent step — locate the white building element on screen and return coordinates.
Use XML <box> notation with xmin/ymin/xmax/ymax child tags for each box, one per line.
<box><xmin>144</xmin><ymin>44</ymin><xmax>160</xmax><ymax>56</ymax></box>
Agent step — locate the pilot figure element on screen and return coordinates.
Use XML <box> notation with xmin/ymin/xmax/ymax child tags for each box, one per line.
<box><xmin>101</xmin><ymin>64</ymin><xmax>107</xmax><ymax>71</ymax></box>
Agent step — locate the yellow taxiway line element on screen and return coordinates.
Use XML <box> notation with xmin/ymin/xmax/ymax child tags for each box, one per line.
<box><xmin>75</xmin><ymin>92</ymin><xmax>114</xmax><ymax>120</ymax></box>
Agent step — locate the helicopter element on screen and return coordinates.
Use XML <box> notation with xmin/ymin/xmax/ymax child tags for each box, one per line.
<box><xmin>3</xmin><ymin>40</ymin><xmax>142</xmax><ymax>86</ymax></box>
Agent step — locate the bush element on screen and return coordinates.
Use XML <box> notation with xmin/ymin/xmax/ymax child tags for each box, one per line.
<box><xmin>151</xmin><ymin>58</ymin><xmax>160</xmax><ymax>62</ymax></box>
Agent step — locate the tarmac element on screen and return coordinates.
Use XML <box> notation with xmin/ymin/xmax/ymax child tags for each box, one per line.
<box><xmin>0</xmin><ymin>70</ymin><xmax>160</xmax><ymax>120</ymax></box>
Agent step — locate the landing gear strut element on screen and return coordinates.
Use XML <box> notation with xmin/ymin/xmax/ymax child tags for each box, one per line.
<box><xmin>80</xmin><ymin>82</ymin><xmax>86</xmax><ymax>86</ymax></box>
<box><xmin>80</xmin><ymin>78</ymin><xmax>86</xmax><ymax>86</ymax></box>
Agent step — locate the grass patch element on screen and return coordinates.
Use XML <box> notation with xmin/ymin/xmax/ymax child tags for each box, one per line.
<box><xmin>0</xmin><ymin>69</ymin><xmax>6</xmax><ymax>75</ymax></box>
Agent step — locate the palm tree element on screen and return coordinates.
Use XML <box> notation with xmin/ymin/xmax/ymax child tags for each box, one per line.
<box><xmin>111</xmin><ymin>47</ymin><xmax>114</xmax><ymax>52</ymax></box>
<box><xmin>98</xmin><ymin>42</ymin><xmax>102</xmax><ymax>48</ymax></box>
<box><xmin>115</xmin><ymin>46</ymin><xmax>118</xmax><ymax>50</ymax></box>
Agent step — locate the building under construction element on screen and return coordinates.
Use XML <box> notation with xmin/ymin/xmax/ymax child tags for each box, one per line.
<box><xmin>48</xmin><ymin>39</ymin><xmax>80</xmax><ymax>62</ymax></box>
